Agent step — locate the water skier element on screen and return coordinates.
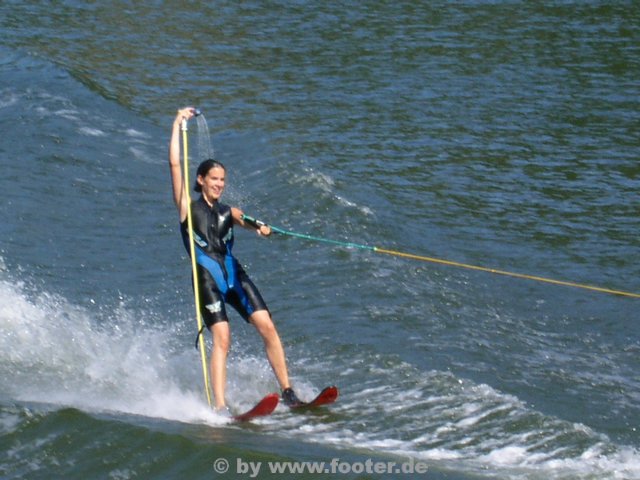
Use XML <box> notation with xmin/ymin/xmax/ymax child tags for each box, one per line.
<box><xmin>168</xmin><ymin>107</ymin><xmax>301</xmax><ymax>412</ymax></box>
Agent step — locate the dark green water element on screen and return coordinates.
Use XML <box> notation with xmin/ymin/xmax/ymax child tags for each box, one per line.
<box><xmin>1</xmin><ymin>1</ymin><xmax>639</xmax><ymax>478</ymax></box>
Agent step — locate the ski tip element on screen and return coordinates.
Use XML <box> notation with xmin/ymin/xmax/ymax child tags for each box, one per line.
<box><xmin>326</xmin><ymin>385</ymin><xmax>339</xmax><ymax>394</ymax></box>
<box><xmin>319</xmin><ymin>385</ymin><xmax>339</xmax><ymax>403</ymax></box>
<box><xmin>290</xmin><ymin>385</ymin><xmax>339</xmax><ymax>409</ymax></box>
<box><xmin>233</xmin><ymin>392</ymin><xmax>279</xmax><ymax>422</ymax></box>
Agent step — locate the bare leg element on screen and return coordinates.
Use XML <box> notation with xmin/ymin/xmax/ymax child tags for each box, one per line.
<box><xmin>249</xmin><ymin>310</ymin><xmax>291</xmax><ymax>390</ymax></box>
<box><xmin>211</xmin><ymin>322</ymin><xmax>231</xmax><ymax>410</ymax></box>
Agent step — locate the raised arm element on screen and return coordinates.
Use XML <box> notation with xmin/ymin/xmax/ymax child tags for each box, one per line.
<box><xmin>168</xmin><ymin>107</ymin><xmax>196</xmax><ymax>222</ymax></box>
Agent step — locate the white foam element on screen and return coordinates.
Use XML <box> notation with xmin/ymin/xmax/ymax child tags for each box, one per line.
<box><xmin>125</xmin><ymin>128</ymin><xmax>150</xmax><ymax>139</ymax></box>
<box><xmin>0</xmin><ymin>408</ymin><xmax>23</xmax><ymax>435</ymax></box>
<box><xmin>0</xmin><ymin>276</ymin><xmax>235</xmax><ymax>427</ymax></box>
<box><xmin>53</xmin><ymin>108</ymin><xmax>80</xmax><ymax>121</ymax></box>
<box><xmin>2</xmin><ymin>270</ymin><xmax>640</xmax><ymax>479</ymax></box>
<box><xmin>0</xmin><ymin>89</ymin><xmax>19</xmax><ymax>109</ymax></box>
<box><xmin>260</xmin><ymin>356</ymin><xmax>640</xmax><ymax>480</ymax></box>
<box><xmin>482</xmin><ymin>445</ymin><xmax>529</xmax><ymax>465</ymax></box>
<box><xmin>129</xmin><ymin>145</ymin><xmax>156</xmax><ymax>164</ymax></box>
<box><xmin>78</xmin><ymin>126</ymin><xmax>106</xmax><ymax>137</ymax></box>
<box><xmin>291</xmin><ymin>164</ymin><xmax>374</xmax><ymax>216</ymax></box>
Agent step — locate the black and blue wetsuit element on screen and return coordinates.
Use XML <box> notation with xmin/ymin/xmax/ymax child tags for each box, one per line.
<box><xmin>180</xmin><ymin>197</ymin><xmax>268</xmax><ymax>328</ymax></box>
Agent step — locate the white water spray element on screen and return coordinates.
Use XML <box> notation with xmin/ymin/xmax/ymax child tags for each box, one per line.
<box><xmin>193</xmin><ymin>109</ymin><xmax>214</xmax><ymax>162</ymax></box>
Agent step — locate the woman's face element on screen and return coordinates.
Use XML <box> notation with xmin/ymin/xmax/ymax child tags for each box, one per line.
<box><xmin>198</xmin><ymin>166</ymin><xmax>225</xmax><ymax>202</ymax></box>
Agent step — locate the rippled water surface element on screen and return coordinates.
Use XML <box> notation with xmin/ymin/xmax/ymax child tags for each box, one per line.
<box><xmin>1</xmin><ymin>2</ymin><xmax>639</xmax><ymax>479</ymax></box>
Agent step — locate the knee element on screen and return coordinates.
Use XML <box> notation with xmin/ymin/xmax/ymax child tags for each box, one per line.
<box><xmin>252</xmin><ymin>313</ymin><xmax>278</xmax><ymax>339</ymax></box>
<box><xmin>260</xmin><ymin>321</ymin><xmax>277</xmax><ymax>339</ymax></box>
<box><xmin>212</xmin><ymin>325</ymin><xmax>231</xmax><ymax>352</ymax></box>
<box><xmin>216</xmin><ymin>336</ymin><xmax>230</xmax><ymax>353</ymax></box>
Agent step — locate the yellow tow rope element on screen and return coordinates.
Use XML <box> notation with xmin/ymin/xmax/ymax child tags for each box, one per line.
<box><xmin>181</xmin><ymin>118</ymin><xmax>213</xmax><ymax>407</ymax></box>
<box><xmin>249</xmin><ymin>217</ymin><xmax>640</xmax><ymax>299</ymax></box>
<box><xmin>373</xmin><ymin>247</ymin><xmax>640</xmax><ymax>299</ymax></box>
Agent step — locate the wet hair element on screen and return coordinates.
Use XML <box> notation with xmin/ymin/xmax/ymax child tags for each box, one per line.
<box><xmin>194</xmin><ymin>159</ymin><xmax>226</xmax><ymax>193</ymax></box>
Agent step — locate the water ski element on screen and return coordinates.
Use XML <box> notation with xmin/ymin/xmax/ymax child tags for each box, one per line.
<box><xmin>289</xmin><ymin>386</ymin><xmax>339</xmax><ymax>410</ymax></box>
<box><xmin>233</xmin><ymin>393</ymin><xmax>279</xmax><ymax>422</ymax></box>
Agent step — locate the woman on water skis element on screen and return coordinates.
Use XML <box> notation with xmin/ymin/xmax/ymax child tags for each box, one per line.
<box><xmin>168</xmin><ymin>106</ymin><xmax>301</xmax><ymax>412</ymax></box>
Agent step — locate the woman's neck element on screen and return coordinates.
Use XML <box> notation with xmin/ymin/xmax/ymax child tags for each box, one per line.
<box><xmin>201</xmin><ymin>193</ymin><xmax>219</xmax><ymax>208</ymax></box>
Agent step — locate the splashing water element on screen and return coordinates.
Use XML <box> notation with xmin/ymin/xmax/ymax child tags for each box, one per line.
<box><xmin>194</xmin><ymin>112</ymin><xmax>214</xmax><ymax>162</ymax></box>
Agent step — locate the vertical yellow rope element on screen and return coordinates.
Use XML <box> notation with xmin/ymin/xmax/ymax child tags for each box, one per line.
<box><xmin>181</xmin><ymin>119</ymin><xmax>213</xmax><ymax>407</ymax></box>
